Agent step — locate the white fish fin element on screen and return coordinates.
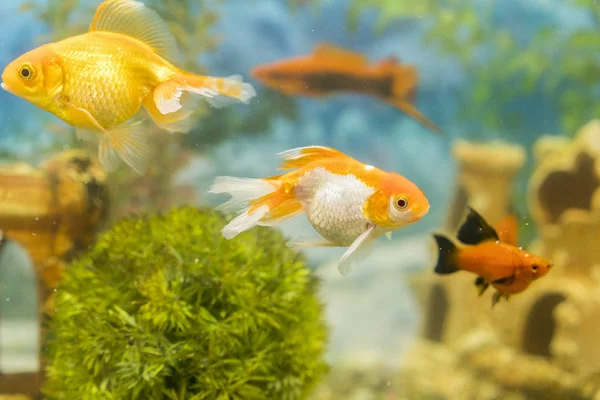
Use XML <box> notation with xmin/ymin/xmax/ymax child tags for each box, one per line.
<box><xmin>276</xmin><ymin>146</ymin><xmax>351</xmax><ymax>170</ymax></box>
<box><xmin>338</xmin><ymin>225</ymin><xmax>378</xmax><ymax>277</ymax></box>
<box><xmin>286</xmin><ymin>237</ymin><xmax>342</xmax><ymax>249</ymax></box>
<box><xmin>58</xmin><ymin>99</ymin><xmax>141</xmax><ymax>173</ymax></box>
<box><xmin>153</xmin><ymin>74</ymin><xmax>256</xmax><ymax>116</ymax></box>
<box><xmin>221</xmin><ymin>205</ymin><xmax>270</xmax><ymax>240</ymax></box>
<box><xmin>89</xmin><ymin>0</ymin><xmax>180</xmax><ymax>63</ymax></box>
<box><xmin>208</xmin><ymin>176</ymin><xmax>279</xmax><ymax>212</ymax></box>
<box><xmin>143</xmin><ymin>91</ymin><xmax>196</xmax><ymax>133</ymax></box>
<box><xmin>385</xmin><ymin>231</ymin><xmax>392</xmax><ymax>240</ymax></box>
<box><xmin>104</xmin><ymin>119</ymin><xmax>152</xmax><ymax>174</ymax></box>
<box><xmin>98</xmin><ymin>135</ymin><xmax>122</xmax><ymax>173</ymax></box>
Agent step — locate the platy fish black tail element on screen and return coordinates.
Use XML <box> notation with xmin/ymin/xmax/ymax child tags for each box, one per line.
<box><xmin>432</xmin><ymin>234</ymin><xmax>460</xmax><ymax>275</ymax></box>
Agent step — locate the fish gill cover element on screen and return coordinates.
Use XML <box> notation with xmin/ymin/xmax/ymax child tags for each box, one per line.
<box><xmin>43</xmin><ymin>206</ymin><xmax>328</xmax><ymax>400</ymax></box>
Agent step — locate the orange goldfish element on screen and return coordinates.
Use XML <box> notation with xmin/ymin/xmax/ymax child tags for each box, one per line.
<box><xmin>1</xmin><ymin>0</ymin><xmax>256</xmax><ymax>174</ymax></box>
<box><xmin>433</xmin><ymin>207</ymin><xmax>552</xmax><ymax>307</ymax></box>
<box><xmin>251</xmin><ymin>43</ymin><xmax>442</xmax><ymax>135</ymax></box>
<box><xmin>209</xmin><ymin>145</ymin><xmax>430</xmax><ymax>276</ymax></box>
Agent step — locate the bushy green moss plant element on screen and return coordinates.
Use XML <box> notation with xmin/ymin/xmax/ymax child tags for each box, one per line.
<box><xmin>43</xmin><ymin>206</ymin><xmax>328</xmax><ymax>400</ymax></box>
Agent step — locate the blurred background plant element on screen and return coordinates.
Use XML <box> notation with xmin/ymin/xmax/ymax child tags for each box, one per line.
<box><xmin>16</xmin><ymin>0</ymin><xmax>299</xmax><ymax>221</ymax></box>
<box><xmin>347</xmin><ymin>0</ymin><xmax>600</xmax><ymax>139</ymax></box>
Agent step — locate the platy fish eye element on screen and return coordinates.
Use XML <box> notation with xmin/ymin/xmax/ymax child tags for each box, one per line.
<box><xmin>18</xmin><ymin>65</ymin><xmax>35</xmax><ymax>80</ymax></box>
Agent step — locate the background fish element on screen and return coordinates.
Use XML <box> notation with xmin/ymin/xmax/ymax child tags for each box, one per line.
<box><xmin>432</xmin><ymin>207</ymin><xmax>552</xmax><ymax>306</ymax></box>
<box><xmin>251</xmin><ymin>43</ymin><xmax>442</xmax><ymax>135</ymax></box>
<box><xmin>1</xmin><ymin>0</ymin><xmax>256</xmax><ymax>174</ymax></box>
<box><xmin>209</xmin><ymin>145</ymin><xmax>430</xmax><ymax>276</ymax></box>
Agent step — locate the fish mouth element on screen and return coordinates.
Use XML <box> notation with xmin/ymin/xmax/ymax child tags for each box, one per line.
<box><xmin>1</xmin><ymin>82</ymin><xmax>13</xmax><ymax>94</ymax></box>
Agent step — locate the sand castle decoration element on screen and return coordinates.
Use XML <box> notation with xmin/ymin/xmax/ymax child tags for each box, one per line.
<box><xmin>0</xmin><ymin>150</ymin><xmax>108</xmax><ymax>399</ymax></box>
<box><xmin>397</xmin><ymin>124</ymin><xmax>600</xmax><ymax>400</ymax></box>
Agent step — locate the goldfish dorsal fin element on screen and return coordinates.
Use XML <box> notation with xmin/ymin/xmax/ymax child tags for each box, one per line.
<box><xmin>313</xmin><ymin>44</ymin><xmax>367</xmax><ymax>66</ymax></box>
<box><xmin>89</xmin><ymin>0</ymin><xmax>180</xmax><ymax>63</ymax></box>
<box><xmin>276</xmin><ymin>146</ymin><xmax>350</xmax><ymax>170</ymax></box>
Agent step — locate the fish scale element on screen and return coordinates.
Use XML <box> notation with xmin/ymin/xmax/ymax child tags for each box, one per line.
<box><xmin>296</xmin><ymin>167</ymin><xmax>375</xmax><ymax>246</ymax></box>
<box><xmin>56</xmin><ymin>32</ymin><xmax>164</xmax><ymax>128</ymax></box>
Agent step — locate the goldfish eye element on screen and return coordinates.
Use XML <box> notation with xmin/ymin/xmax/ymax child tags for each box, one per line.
<box><xmin>18</xmin><ymin>64</ymin><xmax>35</xmax><ymax>81</ymax></box>
<box><xmin>532</xmin><ymin>264</ymin><xmax>539</xmax><ymax>272</ymax></box>
<box><xmin>394</xmin><ymin>196</ymin><xmax>409</xmax><ymax>210</ymax></box>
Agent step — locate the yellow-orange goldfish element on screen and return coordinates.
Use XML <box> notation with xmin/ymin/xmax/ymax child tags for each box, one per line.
<box><xmin>208</xmin><ymin>146</ymin><xmax>430</xmax><ymax>276</ymax></box>
<box><xmin>1</xmin><ymin>0</ymin><xmax>256</xmax><ymax>173</ymax></box>
<box><xmin>433</xmin><ymin>207</ymin><xmax>552</xmax><ymax>307</ymax></box>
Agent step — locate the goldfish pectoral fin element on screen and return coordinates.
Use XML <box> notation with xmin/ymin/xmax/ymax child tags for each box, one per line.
<box><xmin>89</xmin><ymin>0</ymin><xmax>180</xmax><ymax>63</ymax></box>
<box><xmin>143</xmin><ymin>93</ymin><xmax>195</xmax><ymax>133</ymax></box>
<box><xmin>104</xmin><ymin>119</ymin><xmax>152</xmax><ymax>175</ymax></box>
<box><xmin>457</xmin><ymin>207</ymin><xmax>500</xmax><ymax>245</ymax></box>
<box><xmin>337</xmin><ymin>225</ymin><xmax>377</xmax><ymax>277</ymax></box>
<box><xmin>385</xmin><ymin>232</ymin><xmax>392</xmax><ymax>240</ymax></box>
<box><xmin>98</xmin><ymin>135</ymin><xmax>122</xmax><ymax>173</ymax></box>
<box><xmin>60</xmin><ymin>99</ymin><xmax>106</xmax><ymax>132</ymax></box>
<box><xmin>432</xmin><ymin>234</ymin><xmax>460</xmax><ymax>275</ymax></box>
<box><xmin>389</xmin><ymin>99</ymin><xmax>444</xmax><ymax>135</ymax></box>
<box><xmin>285</xmin><ymin>237</ymin><xmax>341</xmax><ymax>249</ymax></box>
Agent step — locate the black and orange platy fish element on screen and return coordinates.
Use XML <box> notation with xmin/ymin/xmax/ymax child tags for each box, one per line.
<box><xmin>251</xmin><ymin>43</ymin><xmax>442</xmax><ymax>135</ymax></box>
<box><xmin>432</xmin><ymin>207</ymin><xmax>553</xmax><ymax>307</ymax></box>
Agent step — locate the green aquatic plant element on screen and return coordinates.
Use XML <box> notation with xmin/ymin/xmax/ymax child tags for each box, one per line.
<box><xmin>43</xmin><ymin>206</ymin><xmax>329</xmax><ymax>400</ymax></box>
<box><xmin>348</xmin><ymin>0</ymin><xmax>600</xmax><ymax>138</ymax></box>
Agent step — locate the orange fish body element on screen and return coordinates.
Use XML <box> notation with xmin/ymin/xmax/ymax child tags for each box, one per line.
<box><xmin>1</xmin><ymin>0</ymin><xmax>256</xmax><ymax>174</ymax></box>
<box><xmin>251</xmin><ymin>44</ymin><xmax>441</xmax><ymax>134</ymax></box>
<box><xmin>209</xmin><ymin>145</ymin><xmax>430</xmax><ymax>276</ymax></box>
<box><xmin>433</xmin><ymin>207</ymin><xmax>552</xmax><ymax>306</ymax></box>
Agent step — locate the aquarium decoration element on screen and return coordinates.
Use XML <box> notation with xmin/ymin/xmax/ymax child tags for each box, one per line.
<box><xmin>0</xmin><ymin>150</ymin><xmax>108</xmax><ymax>397</ymax></box>
<box><xmin>394</xmin><ymin>121</ymin><xmax>600</xmax><ymax>399</ymax></box>
<box><xmin>44</xmin><ymin>206</ymin><xmax>328</xmax><ymax>399</ymax></box>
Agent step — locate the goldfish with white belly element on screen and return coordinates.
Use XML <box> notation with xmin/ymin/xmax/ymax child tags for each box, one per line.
<box><xmin>209</xmin><ymin>146</ymin><xmax>430</xmax><ymax>276</ymax></box>
<box><xmin>1</xmin><ymin>0</ymin><xmax>256</xmax><ymax>174</ymax></box>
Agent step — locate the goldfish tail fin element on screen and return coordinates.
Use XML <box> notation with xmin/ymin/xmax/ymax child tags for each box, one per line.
<box><xmin>457</xmin><ymin>207</ymin><xmax>500</xmax><ymax>245</ymax></box>
<box><xmin>432</xmin><ymin>234</ymin><xmax>460</xmax><ymax>275</ymax></box>
<box><xmin>208</xmin><ymin>176</ymin><xmax>301</xmax><ymax>239</ymax></box>
<box><xmin>276</xmin><ymin>146</ymin><xmax>349</xmax><ymax>170</ymax></box>
<box><xmin>148</xmin><ymin>74</ymin><xmax>256</xmax><ymax>133</ymax></box>
<box><xmin>100</xmin><ymin>119</ymin><xmax>152</xmax><ymax>174</ymax></box>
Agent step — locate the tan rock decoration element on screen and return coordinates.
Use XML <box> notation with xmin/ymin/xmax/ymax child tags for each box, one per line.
<box><xmin>398</xmin><ymin>126</ymin><xmax>600</xmax><ymax>399</ymax></box>
<box><xmin>0</xmin><ymin>150</ymin><xmax>108</xmax><ymax>398</ymax></box>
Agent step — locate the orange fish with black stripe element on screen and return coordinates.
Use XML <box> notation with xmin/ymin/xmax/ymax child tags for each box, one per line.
<box><xmin>209</xmin><ymin>145</ymin><xmax>430</xmax><ymax>276</ymax></box>
<box><xmin>433</xmin><ymin>207</ymin><xmax>552</xmax><ymax>307</ymax></box>
<box><xmin>251</xmin><ymin>43</ymin><xmax>442</xmax><ymax>135</ymax></box>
